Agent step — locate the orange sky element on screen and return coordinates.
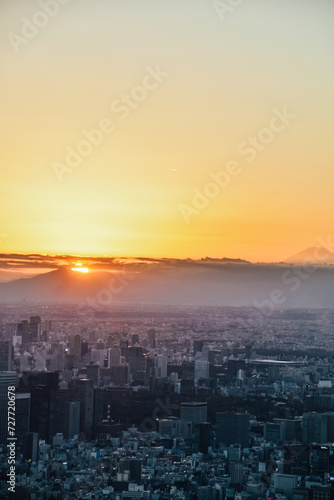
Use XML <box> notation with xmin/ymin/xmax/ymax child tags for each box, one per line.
<box><xmin>1</xmin><ymin>0</ymin><xmax>333</xmax><ymax>262</ymax></box>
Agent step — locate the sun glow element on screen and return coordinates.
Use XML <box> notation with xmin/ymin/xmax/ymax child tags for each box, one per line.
<box><xmin>71</xmin><ymin>263</ymin><xmax>89</xmax><ymax>273</ymax></box>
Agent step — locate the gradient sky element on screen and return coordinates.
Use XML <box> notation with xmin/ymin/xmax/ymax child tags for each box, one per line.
<box><xmin>1</xmin><ymin>0</ymin><xmax>333</xmax><ymax>262</ymax></box>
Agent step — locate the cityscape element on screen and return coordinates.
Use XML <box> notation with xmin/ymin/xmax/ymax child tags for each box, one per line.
<box><xmin>1</xmin><ymin>299</ymin><xmax>334</xmax><ymax>499</ymax></box>
<box><xmin>1</xmin><ymin>0</ymin><xmax>334</xmax><ymax>498</ymax></box>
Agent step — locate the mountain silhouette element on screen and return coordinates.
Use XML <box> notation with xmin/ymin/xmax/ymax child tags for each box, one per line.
<box><xmin>284</xmin><ymin>247</ymin><xmax>334</xmax><ymax>265</ymax></box>
<box><xmin>0</xmin><ymin>261</ymin><xmax>333</xmax><ymax>308</ymax></box>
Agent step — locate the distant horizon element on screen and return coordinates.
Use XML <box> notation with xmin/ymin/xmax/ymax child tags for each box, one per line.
<box><xmin>1</xmin><ymin>245</ymin><xmax>334</xmax><ymax>283</ymax></box>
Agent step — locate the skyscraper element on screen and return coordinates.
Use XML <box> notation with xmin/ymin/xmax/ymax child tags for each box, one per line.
<box><xmin>155</xmin><ymin>354</ymin><xmax>167</xmax><ymax>378</ymax></box>
<box><xmin>302</xmin><ymin>412</ymin><xmax>327</xmax><ymax>444</ymax></box>
<box><xmin>181</xmin><ymin>402</ymin><xmax>207</xmax><ymax>424</ymax></box>
<box><xmin>194</xmin><ymin>360</ymin><xmax>209</xmax><ymax>382</ymax></box>
<box><xmin>107</xmin><ymin>348</ymin><xmax>121</xmax><ymax>367</ymax></box>
<box><xmin>147</xmin><ymin>329</ymin><xmax>156</xmax><ymax>348</ymax></box>
<box><xmin>0</xmin><ymin>341</ymin><xmax>13</xmax><ymax>371</ymax></box>
<box><xmin>216</xmin><ymin>412</ymin><xmax>249</xmax><ymax>448</ymax></box>
<box><xmin>29</xmin><ymin>316</ymin><xmax>41</xmax><ymax>342</ymax></box>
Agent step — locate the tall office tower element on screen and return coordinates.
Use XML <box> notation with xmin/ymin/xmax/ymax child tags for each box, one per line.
<box><xmin>194</xmin><ymin>422</ymin><xmax>214</xmax><ymax>454</ymax></box>
<box><xmin>81</xmin><ymin>341</ymin><xmax>89</xmax><ymax>358</ymax></box>
<box><xmin>30</xmin><ymin>385</ymin><xmax>61</xmax><ymax>443</ymax></box>
<box><xmin>44</xmin><ymin>320</ymin><xmax>52</xmax><ymax>334</ymax></box>
<box><xmin>147</xmin><ymin>329</ymin><xmax>156</xmax><ymax>348</ymax></box>
<box><xmin>229</xmin><ymin>463</ymin><xmax>244</xmax><ymax>486</ymax></box>
<box><xmin>93</xmin><ymin>388</ymin><xmax>104</xmax><ymax>438</ymax></box>
<box><xmin>107</xmin><ymin>347</ymin><xmax>121</xmax><ymax>367</ymax></box>
<box><xmin>15</xmin><ymin>393</ymin><xmax>31</xmax><ymax>445</ymax></box>
<box><xmin>49</xmin><ymin>343</ymin><xmax>64</xmax><ymax>371</ymax></box>
<box><xmin>29</xmin><ymin>373</ymin><xmax>61</xmax><ymax>443</ymax></box>
<box><xmin>22</xmin><ymin>432</ymin><xmax>39</xmax><ymax>462</ymax></box>
<box><xmin>29</xmin><ymin>316</ymin><xmax>41</xmax><ymax>342</ymax></box>
<box><xmin>60</xmin><ymin>401</ymin><xmax>80</xmax><ymax>439</ymax></box>
<box><xmin>68</xmin><ymin>378</ymin><xmax>94</xmax><ymax>439</ymax></box>
<box><xmin>131</xmin><ymin>334</ymin><xmax>139</xmax><ymax>346</ymax></box>
<box><xmin>4</xmin><ymin>323</ymin><xmax>17</xmax><ymax>341</ymax></box>
<box><xmin>73</xmin><ymin>334</ymin><xmax>82</xmax><ymax>359</ymax></box>
<box><xmin>86</xmin><ymin>364</ymin><xmax>101</xmax><ymax>386</ymax></box>
<box><xmin>96</xmin><ymin>338</ymin><xmax>105</xmax><ymax>350</ymax></box>
<box><xmin>155</xmin><ymin>354</ymin><xmax>168</xmax><ymax>378</ymax></box>
<box><xmin>283</xmin><ymin>444</ymin><xmax>310</xmax><ymax>476</ymax></box>
<box><xmin>0</xmin><ymin>341</ymin><xmax>13</xmax><ymax>371</ymax></box>
<box><xmin>193</xmin><ymin>340</ymin><xmax>203</xmax><ymax>356</ymax></box>
<box><xmin>194</xmin><ymin>360</ymin><xmax>209</xmax><ymax>382</ymax></box>
<box><xmin>216</xmin><ymin>412</ymin><xmax>250</xmax><ymax>448</ymax></box>
<box><xmin>302</xmin><ymin>412</ymin><xmax>328</xmax><ymax>444</ymax></box>
<box><xmin>159</xmin><ymin>418</ymin><xmax>182</xmax><ymax>438</ymax></box>
<box><xmin>311</xmin><ymin>445</ymin><xmax>330</xmax><ymax>476</ymax></box>
<box><xmin>126</xmin><ymin>347</ymin><xmax>147</xmax><ymax>383</ymax></box>
<box><xmin>90</xmin><ymin>349</ymin><xmax>105</xmax><ymax>367</ymax></box>
<box><xmin>181</xmin><ymin>402</ymin><xmax>208</xmax><ymax>424</ymax></box>
<box><xmin>273</xmin><ymin>418</ymin><xmax>302</xmax><ymax>442</ymax></box>
<box><xmin>17</xmin><ymin>320</ymin><xmax>29</xmax><ymax>343</ymax></box>
<box><xmin>264</xmin><ymin>422</ymin><xmax>285</xmax><ymax>443</ymax></box>
<box><xmin>106</xmin><ymin>335</ymin><xmax>114</xmax><ymax>348</ymax></box>
<box><xmin>110</xmin><ymin>364</ymin><xmax>130</xmax><ymax>385</ymax></box>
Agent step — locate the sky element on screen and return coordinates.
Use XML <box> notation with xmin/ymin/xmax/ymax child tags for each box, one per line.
<box><xmin>1</xmin><ymin>0</ymin><xmax>333</xmax><ymax>263</ymax></box>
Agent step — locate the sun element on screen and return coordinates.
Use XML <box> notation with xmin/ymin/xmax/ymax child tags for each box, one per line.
<box><xmin>71</xmin><ymin>263</ymin><xmax>89</xmax><ymax>273</ymax></box>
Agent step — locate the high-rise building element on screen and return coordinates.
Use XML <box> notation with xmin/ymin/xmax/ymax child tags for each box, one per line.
<box><xmin>49</xmin><ymin>343</ymin><xmax>64</xmax><ymax>371</ymax></box>
<box><xmin>68</xmin><ymin>378</ymin><xmax>94</xmax><ymax>439</ymax></box>
<box><xmin>302</xmin><ymin>412</ymin><xmax>327</xmax><ymax>443</ymax></box>
<box><xmin>311</xmin><ymin>445</ymin><xmax>330</xmax><ymax>476</ymax></box>
<box><xmin>73</xmin><ymin>334</ymin><xmax>82</xmax><ymax>359</ymax></box>
<box><xmin>194</xmin><ymin>422</ymin><xmax>214</xmax><ymax>454</ymax></box>
<box><xmin>0</xmin><ymin>341</ymin><xmax>13</xmax><ymax>371</ymax></box>
<box><xmin>29</xmin><ymin>316</ymin><xmax>41</xmax><ymax>342</ymax></box>
<box><xmin>17</xmin><ymin>320</ymin><xmax>29</xmax><ymax>343</ymax></box>
<box><xmin>273</xmin><ymin>474</ymin><xmax>298</xmax><ymax>498</ymax></box>
<box><xmin>15</xmin><ymin>393</ymin><xmax>31</xmax><ymax>445</ymax></box>
<box><xmin>229</xmin><ymin>463</ymin><xmax>244</xmax><ymax>486</ymax></box>
<box><xmin>193</xmin><ymin>340</ymin><xmax>203</xmax><ymax>356</ymax></box>
<box><xmin>131</xmin><ymin>334</ymin><xmax>139</xmax><ymax>346</ymax></box>
<box><xmin>86</xmin><ymin>364</ymin><xmax>101</xmax><ymax>386</ymax></box>
<box><xmin>283</xmin><ymin>444</ymin><xmax>310</xmax><ymax>476</ymax></box>
<box><xmin>60</xmin><ymin>401</ymin><xmax>80</xmax><ymax>439</ymax></box>
<box><xmin>155</xmin><ymin>354</ymin><xmax>167</xmax><ymax>378</ymax></box>
<box><xmin>181</xmin><ymin>402</ymin><xmax>207</xmax><ymax>424</ymax></box>
<box><xmin>216</xmin><ymin>412</ymin><xmax>249</xmax><ymax>448</ymax></box>
<box><xmin>147</xmin><ymin>329</ymin><xmax>156</xmax><ymax>349</ymax></box>
<box><xmin>107</xmin><ymin>348</ymin><xmax>121</xmax><ymax>367</ymax></box>
<box><xmin>22</xmin><ymin>432</ymin><xmax>39</xmax><ymax>462</ymax></box>
<box><xmin>194</xmin><ymin>360</ymin><xmax>209</xmax><ymax>382</ymax></box>
<box><xmin>159</xmin><ymin>418</ymin><xmax>182</xmax><ymax>438</ymax></box>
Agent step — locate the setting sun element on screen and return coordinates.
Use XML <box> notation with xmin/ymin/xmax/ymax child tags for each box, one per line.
<box><xmin>71</xmin><ymin>263</ymin><xmax>89</xmax><ymax>273</ymax></box>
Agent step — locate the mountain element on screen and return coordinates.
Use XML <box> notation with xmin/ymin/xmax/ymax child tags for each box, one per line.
<box><xmin>284</xmin><ymin>247</ymin><xmax>334</xmax><ymax>265</ymax></box>
<box><xmin>0</xmin><ymin>261</ymin><xmax>333</xmax><ymax>308</ymax></box>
